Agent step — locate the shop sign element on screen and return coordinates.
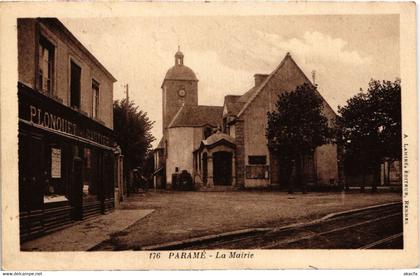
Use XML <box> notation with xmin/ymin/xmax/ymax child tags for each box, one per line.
<box><xmin>28</xmin><ymin>105</ymin><xmax>112</xmax><ymax>147</ymax></box>
<box><xmin>30</xmin><ymin>105</ymin><xmax>77</xmax><ymax>135</ymax></box>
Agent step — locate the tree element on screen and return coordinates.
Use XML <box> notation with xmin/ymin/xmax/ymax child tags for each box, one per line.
<box><xmin>113</xmin><ymin>99</ymin><xmax>155</xmax><ymax>193</ymax></box>
<box><xmin>337</xmin><ymin>79</ymin><xmax>401</xmax><ymax>192</ymax></box>
<box><xmin>266</xmin><ymin>83</ymin><xmax>333</xmax><ymax>193</ymax></box>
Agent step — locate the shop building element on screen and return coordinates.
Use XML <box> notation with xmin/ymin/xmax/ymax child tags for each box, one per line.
<box><xmin>18</xmin><ymin>18</ymin><xmax>119</xmax><ymax>242</ymax></box>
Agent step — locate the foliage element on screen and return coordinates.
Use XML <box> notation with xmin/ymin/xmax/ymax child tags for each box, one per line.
<box><xmin>266</xmin><ymin>83</ymin><xmax>333</xmax><ymax>189</ymax></box>
<box><xmin>113</xmin><ymin>98</ymin><xmax>155</xmax><ymax>177</ymax></box>
<box><xmin>337</xmin><ymin>79</ymin><xmax>401</xmax><ymax>190</ymax></box>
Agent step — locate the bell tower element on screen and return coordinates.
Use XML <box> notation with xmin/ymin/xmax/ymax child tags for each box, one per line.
<box><xmin>161</xmin><ymin>47</ymin><xmax>198</xmax><ymax>134</ymax></box>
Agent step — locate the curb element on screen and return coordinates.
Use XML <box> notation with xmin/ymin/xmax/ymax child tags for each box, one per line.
<box><xmin>140</xmin><ymin>201</ymin><xmax>402</xmax><ymax>250</ymax></box>
<box><xmin>140</xmin><ymin>227</ymin><xmax>271</xmax><ymax>250</ymax></box>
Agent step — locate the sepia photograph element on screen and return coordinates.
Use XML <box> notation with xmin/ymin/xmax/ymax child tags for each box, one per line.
<box><xmin>1</xmin><ymin>1</ymin><xmax>418</xmax><ymax>271</ymax></box>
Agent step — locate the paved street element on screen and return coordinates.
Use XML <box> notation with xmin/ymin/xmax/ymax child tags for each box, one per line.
<box><xmin>91</xmin><ymin>190</ymin><xmax>401</xmax><ymax>250</ymax></box>
<box><xmin>21</xmin><ymin>208</ymin><xmax>154</xmax><ymax>251</ymax></box>
<box><xmin>21</xmin><ymin>191</ymin><xmax>401</xmax><ymax>251</ymax></box>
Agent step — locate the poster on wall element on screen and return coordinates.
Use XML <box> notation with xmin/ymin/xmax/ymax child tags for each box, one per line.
<box><xmin>51</xmin><ymin>148</ymin><xmax>61</xmax><ymax>178</ymax></box>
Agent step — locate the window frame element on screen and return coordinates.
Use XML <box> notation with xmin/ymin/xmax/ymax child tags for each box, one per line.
<box><xmin>92</xmin><ymin>79</ymin><xmax>100</xmax><ymax>119</ymax></box>
<box><xmin>69</xmin><ymin>59</ymin><xmax>82</xmax><ymax>109</ymax></box>
<box><xmin>37</xmin><ymin>35</ymin><xmax>55</xmax><ymax>96</ymax></box>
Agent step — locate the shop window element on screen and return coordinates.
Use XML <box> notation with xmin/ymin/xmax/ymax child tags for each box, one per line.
<box><xmin>70</xmin><ymin>60</ymin><xmax>81</xmax><ymax>109</ymax></box>
<box><xmin>248</xmin><ymin>155</ymin><xmax>267</xmax><ymax>165</ymax></box>
<box><xmin>83</xmin><ymin>148</ymin><xmax>97</xmax><ymax>200</ymax></box>
<box><xmin>38</xmin><ymin>35</ymin><xmax>55</xmax><ymax>95</ymax></box>
<box><xmin>44</xmin><ymin>147</ymin><xmax>68</xmax><ymax>203</ymax></box>
<box><xmin>92</xmin><ymin>80</ymin><xmax>100</xmax><ymax>118</ymax></box>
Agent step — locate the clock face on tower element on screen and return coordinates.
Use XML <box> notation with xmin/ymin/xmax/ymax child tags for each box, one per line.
<box><xmin>178</xmin><ymin>89</ymin><xmax>186</xmax><ymax>97</ymax></box>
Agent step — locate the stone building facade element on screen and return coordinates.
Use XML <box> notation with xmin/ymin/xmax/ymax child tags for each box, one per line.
<box><xmin>154</xmin><ymin>50</ymin><xmax>339</xmax><ymax>190</ymax></box>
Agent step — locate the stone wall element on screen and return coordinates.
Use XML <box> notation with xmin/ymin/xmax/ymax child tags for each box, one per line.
<box><xmin>234</xmin><ymin>120</ymin><xmax>245</xmax><ymax>188</ymax></box>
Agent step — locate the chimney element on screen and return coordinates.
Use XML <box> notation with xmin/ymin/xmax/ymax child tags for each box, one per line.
<box><xmin>311</xmin><ymin>70</ymin><xmax>316</xmax><ymax>86</ymax></box>
<box><xmin>254</xmin><ymin>74</ymin><xmax>269</xmax><ymax>87</ymax></box>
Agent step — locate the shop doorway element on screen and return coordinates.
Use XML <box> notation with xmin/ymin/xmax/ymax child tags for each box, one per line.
<box><xmin>19</xmin><ymin>133</ymin><xmax>45</xmax><ymax>211</ymax></box>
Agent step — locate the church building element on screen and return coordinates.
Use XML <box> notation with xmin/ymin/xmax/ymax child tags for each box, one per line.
<box><xmin>153</xmin><ymin>49</ymin><xmax>339</xmax><ymax>190</ymax></box>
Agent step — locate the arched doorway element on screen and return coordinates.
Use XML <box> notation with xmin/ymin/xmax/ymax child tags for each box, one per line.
<box><xmin>213</xmin><ymin>151</ymin><xmax>232</xmax><ymax>186</ymax></box>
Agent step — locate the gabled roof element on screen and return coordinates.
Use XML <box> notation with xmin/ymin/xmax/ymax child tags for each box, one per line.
<box><xmin>223</xmin><ymin>95</ymin><xmax>243</xmax><ymax>117</ymax></box>
<box><xmin>168</xmin><ymin>105</ymin><xmax>223</xmax><ymax>128</ymax></box>
<box><xmin>223</xmin><ymin>84</ymin><xmax>261</xmax><ymax>117</ymax></box>
<box><xmin>238</xmin><ymin>86</ymin><xmax>259</xmax><ymax>103</ymax></box>
<box><xmin>222</xmin><ymin>81</ymin><xmax>262</xmax><ymax>117</ymax></box>
<box><xmin>236</xmin><ymin>53</ymin><xmax>294</xmax><ymax>117</ymax></box>
<box><xmin>223</xmin><ymin>52</ymin><xmax>336</xmax><ymax>119</ymax></box>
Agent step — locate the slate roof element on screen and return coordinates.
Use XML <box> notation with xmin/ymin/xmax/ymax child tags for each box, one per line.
<box><xmin>239</xmin><ymin>86</ymin><xmax>259</xmax><ymax>103</ymax></box>
<box><xmin>168</xmin><ymin>105</ymin><xmax>223</xmax><ymax>128</ymax></box>
<box><xmin>223</xmin><ymin>84</ymin><xmax>261</xmax><ymax>117</ymax></box>
<box><xmin>223</xmin><ymin>95</ymin><xmax>242</xmax><ymax>116</ymax></box>
<box><xmin>155</xmin><ymin>137</ymin><xmax>164</xmax><ymax>149</ymax></box>
<box><xmin>223</xmin><ymin>72</ymin><xmax>272</xmax><ymax>117</ymax></box>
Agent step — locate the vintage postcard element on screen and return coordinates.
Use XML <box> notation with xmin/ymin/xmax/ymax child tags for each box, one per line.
<box><xmin>0</xmin><ymin>1</ymin><xmax>418</xmax><ymax>270</ymax></box>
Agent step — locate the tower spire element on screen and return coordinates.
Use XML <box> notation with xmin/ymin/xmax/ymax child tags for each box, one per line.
<box><xmin>175</xmin><ymin>46</ymin><xmax>184</xmax><ymax>66</ymax></box>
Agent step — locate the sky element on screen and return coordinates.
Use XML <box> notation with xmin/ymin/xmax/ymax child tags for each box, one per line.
<box><xmin>60</xmin><ymin>15</ymin><xmax>400</xmax><ymax>147</ymax></box>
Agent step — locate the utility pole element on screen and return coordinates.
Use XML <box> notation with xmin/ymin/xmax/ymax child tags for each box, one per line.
<box><xmin>124</xmin><ymin>84</ymin><xmax>130</xmax><ymax>197</ymax></box>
